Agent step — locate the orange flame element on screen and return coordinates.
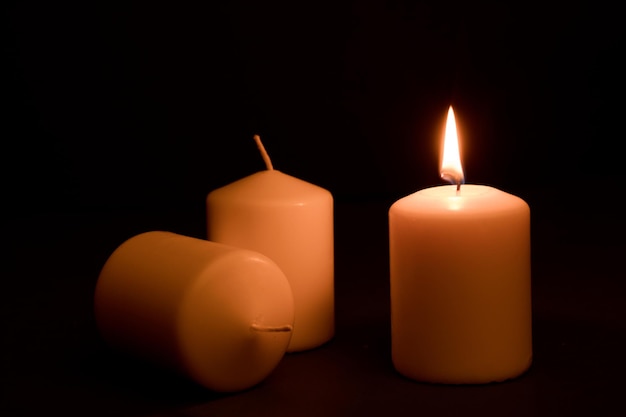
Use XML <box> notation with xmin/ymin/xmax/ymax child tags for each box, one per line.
<box><xmin>440</xmin><ymin>106</ymin><xmax>464</xmax><ymax>185</ymax></box>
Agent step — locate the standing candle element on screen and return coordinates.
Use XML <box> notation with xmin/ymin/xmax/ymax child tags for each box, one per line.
<box><xmin>389</xmin><ymin>107</ymin><xmax>532</xmax><ymax>384</ymax></box>
<box><xmin>206</xmin><ymin>135</ymin><xmax>334</xmax><ymax>352</ymax></box>
<box><xmin>94</xmin><ymin>231</ymin><xmax>294</xmax><ymax>392</ymax></box>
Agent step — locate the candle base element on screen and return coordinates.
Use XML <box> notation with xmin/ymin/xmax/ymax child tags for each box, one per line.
<box><xmin>393</xmin><ymin>354</ymin><xmax>533</xmax><ymax>385</ymax></box>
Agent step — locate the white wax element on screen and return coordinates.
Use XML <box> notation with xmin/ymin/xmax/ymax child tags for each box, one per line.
<box><xmin>207</xmin><ymin>169</ymin><xmax>334</xmax><ymax>352</ymax></box>
<box><xmin>94</xmin><ymin>231</ymin><xmax>294</xmax><ymax>392</ymax></box>
<box><xmin>389</xmin><ymin>184</ymin><xmax>532</xmax><ymax>384</ymax></box>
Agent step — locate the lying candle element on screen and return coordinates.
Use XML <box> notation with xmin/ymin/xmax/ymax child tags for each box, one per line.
<box><xmin>206</xmin><ymin>135</ymin><xmax>334</xmax><ymax>352</ymax></box>
<box><xmin>389</xmin><ymin>107</ymin><xmax>532</xmax><ymax>384</ymax></box>
<box><xmin>94</xmin><ymin>231</ymin><xmax>294</xmax><ymax>392</ymax></box>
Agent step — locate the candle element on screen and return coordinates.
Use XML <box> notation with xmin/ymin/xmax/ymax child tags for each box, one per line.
<box><xmin>206</xmin><ymin>135</ymin><xmax>334</xmax><ymax>352</ymax></box>
<box><xmin>94</xmin><ymin>231</ymin><xmax>294</xmax><ymax>392</ymax></box>
<box><xmin>388</xmin><ymin>107</ymin><xmax>532</xmax><ymax>384</ymax></box>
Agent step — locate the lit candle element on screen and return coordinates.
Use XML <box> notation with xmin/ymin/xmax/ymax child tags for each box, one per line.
<box><xmin>94</xmin><ymin>231</ymin><xmax>294</xmax><ymax>392</ymax></box>
<box><xmin>206</xmin><ymin>135</ymin><xmax>334</xmax><ymax>352</ymax></box>
<box><xmin>388</xmin><ymin>107</ymin><xmax>532</xmax><ymax>384</ymax></box>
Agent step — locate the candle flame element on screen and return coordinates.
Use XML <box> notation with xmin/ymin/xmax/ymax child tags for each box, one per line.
<box><xmin>440</xmin><ymin>106</ymin><xmax>464</xmax><ymax>186</ymax></box>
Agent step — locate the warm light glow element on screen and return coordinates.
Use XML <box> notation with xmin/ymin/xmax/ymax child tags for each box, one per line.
<box><xmin>440</xmin><ymin>106</ymin><xmax>464</xmax><ymax>185</ymax></box>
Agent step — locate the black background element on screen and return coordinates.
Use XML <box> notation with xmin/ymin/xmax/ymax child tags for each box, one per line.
<box><xmin>8</xmin><ymin>0</ymin><xmax>625</xmax><ymax>211</ymax></box>
<box><xmin>6</xmin><ymin>1</ymin><xmax>626</xmax><ymax>416</ymax></box>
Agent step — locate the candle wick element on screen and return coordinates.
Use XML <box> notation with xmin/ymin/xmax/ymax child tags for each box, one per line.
<box><xmin>456</xmin><ymin>181</ymin><xmax>461</xmax><ymax>193</ymax></box>
<box><xmin>254</xmin><ymin>134</ymin><xmax>274</xmax><ymax>171</ymax></box>
<box><xmin>250</xmin><ymin>323</ymin><xmax>293</xmax><ymax>333</ymax></box>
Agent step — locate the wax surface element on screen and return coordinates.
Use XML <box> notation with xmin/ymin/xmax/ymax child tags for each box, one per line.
<box><xmin>94</xmin><ymin>231</ymin><xmax>294</xmax><ymax>392</ymax></box>
<box><xmin>389</xmin><ymin>184</ymin><xmax>532</xmax><ymax>384</ymax></box>
<box><xmin>207</xmin><ymin>170</ymin><xmax>334</xmax><ymax>352</ymax></box>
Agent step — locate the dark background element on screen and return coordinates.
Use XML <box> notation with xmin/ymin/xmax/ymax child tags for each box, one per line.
<box><xmin>5</xmin><ymin>1</ymin><xmax>626</xmax><ymax>416</ymax></box>
<box><xmin>8</xmin><ymin>0</ymin><xmax>625</xmax><ymax>211</ymax></box>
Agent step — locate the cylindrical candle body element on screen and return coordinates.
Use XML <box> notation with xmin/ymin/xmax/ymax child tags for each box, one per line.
<box><xmin>207</xmin><ymin>170</ymin><xmax>334</xmax><ymax>352</ymax></box>
<box><xmin>94</xmin><ymin>231</ymin><xmax>294</xmax><ymax>392</ymax></box>
<box><xmin>389</xmin><ymin>185</ymin><xmax>532</xmax><ymax>384</ymax></box>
